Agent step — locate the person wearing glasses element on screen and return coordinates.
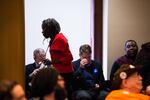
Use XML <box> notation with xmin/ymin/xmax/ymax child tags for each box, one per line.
<box><xmin>106</xmin><ymin>64</ymin><xmax>150</xmax><ymax>100</ymax></box>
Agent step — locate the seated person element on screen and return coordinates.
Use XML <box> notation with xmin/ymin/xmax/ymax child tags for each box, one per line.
<box><xmin>72</xmin><ymin>44</ymin><xmax>105</xmax><ymax>99</ymax></box>
<box><xmin>110</xmin><ymin>40</ymin><xmax>138</xmax><ymax>81</ymax></box>
<box><xmin>30</xmin><ymin>67</ymin><xmax>67</xmax><ymax>100</ymax></box>
<box><xmin>134</xmin><ymin>42</ymin><xmax>150</xmax><ymax>92</ymax></box>
<box><xmin>106</xmin><ymin>64</ymin><xmax>150</xmax><ymax>100</ymax></box>
<box><xmin>25</xmin><ymin>48</ymin><xmax>46</xmax><ymax>98</ymax></box>
<box><xmin>0</xmin><ymin>80</ymin><xmax>26</xmax><ymax>100</ymax></box>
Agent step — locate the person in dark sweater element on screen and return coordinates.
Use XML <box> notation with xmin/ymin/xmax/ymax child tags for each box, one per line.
<box><xmin>110</xmin><ymin>40</ymin><xmax>138</xmax><ymax>81</ymax></box>
<box><xmin>72</xmin><ymin>44</ymin><xmax>105</xmax><ymax>100</ymax></box>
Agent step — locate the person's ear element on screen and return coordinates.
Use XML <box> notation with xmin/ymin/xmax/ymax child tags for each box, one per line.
<box><xmin>33</xmin><ymin>55</ymin><xmax>36</xmax><ymax>60</ymax></box>
<box><xmin>79</xmin><ymin>53</ymin><xmax>81</xmax><ymax>57</ymax></box>
<box><xmin>122</xmin><ymin>79</ymin><xmax>128</xmax><ymax>88</ymax></box>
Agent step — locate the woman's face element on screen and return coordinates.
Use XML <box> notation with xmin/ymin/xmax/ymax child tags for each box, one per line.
<box><xmin>11</xmin><ymin>84</ymin><xmax>26</xmax><ymax>100</ymax></box>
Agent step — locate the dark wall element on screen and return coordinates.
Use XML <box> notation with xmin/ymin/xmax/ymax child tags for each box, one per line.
<box><xmin>94</xmin><ymin>0</ymin><xmax>103</xmax><ymax>64</ymax></box>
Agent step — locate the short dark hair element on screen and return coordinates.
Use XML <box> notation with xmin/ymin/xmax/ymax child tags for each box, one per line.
<box><xmin>31</xmin><ymin>67</ymin><xmax>59</xmax><ymax>98</ymax></box>
<box><xmin>125</xmin><ymin>40</ymin><xmax>137</xmax><ymax>47</ymax></box>
<box><xmin>79</xmin><ymin>44</ymin><xmax>92</xmax><ymax>55</ymax></box>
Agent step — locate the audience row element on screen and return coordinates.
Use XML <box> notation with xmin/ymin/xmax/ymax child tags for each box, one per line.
<box><xmin>0</xmin><ymin>18</ymin><xmax>149</xmax><ymax>100</ymax></box>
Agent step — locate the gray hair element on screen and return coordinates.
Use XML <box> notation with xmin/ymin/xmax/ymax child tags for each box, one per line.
<box><xmin>33</xmin><ymin>48</ymin><xmax>46</xmax><ymax>58</ymax></box>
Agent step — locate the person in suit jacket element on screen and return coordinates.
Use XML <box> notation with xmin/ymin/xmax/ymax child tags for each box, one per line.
<box><xmin>25</xmin><ymin>48</ymin><xmax>46</xmax><ymax>98</ymax></box>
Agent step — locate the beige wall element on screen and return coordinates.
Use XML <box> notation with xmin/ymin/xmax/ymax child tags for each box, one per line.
<box><xmin>108</xmin><ymin>0</ymin><xmax>150</xmax><ymax>79</ymax></box>
<box><xmin>0</xmin><ymin>0</ymin><xmax>25</xmax><ymax>86</ymax></box>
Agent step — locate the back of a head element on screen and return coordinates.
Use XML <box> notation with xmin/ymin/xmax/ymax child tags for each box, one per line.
<box><xmin>31</xmin><ymin>67</ymin><xmax>59</xmax><ymax>98</ymax></box>
<box><xmin>134</xmin><ymin>42</ymin><xmax>150</xmax><ymax>65</ymax></box>
<box><xmin>54</xmin><ymin>85</ymin><xmax>67</xmax><ymax>100</ymax></box>
<box><xmin>0</xmin><ymin>80</ymin><xmax>18</xmax><ymax>100</ymax></box>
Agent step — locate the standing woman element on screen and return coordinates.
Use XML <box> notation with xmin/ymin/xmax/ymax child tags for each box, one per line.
<box><xmin>41</xmin><ymin>18</ymin><xmax>74</xmax><ymax>100</ymax></box>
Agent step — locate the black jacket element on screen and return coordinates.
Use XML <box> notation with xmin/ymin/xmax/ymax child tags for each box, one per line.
<box><xmin>25</xmin><ymin>62</ymin><xmax>39</xmax><ymax>98</ymax></box>
<box><xmin>72</xmin><ymin>59</ymin><xmax>105</xmax><ymax>90</ymax></box>
<box><xmin>134</xmin><ymin>42</ymin><xmax>150</xmax><ymax>89</ymax></box>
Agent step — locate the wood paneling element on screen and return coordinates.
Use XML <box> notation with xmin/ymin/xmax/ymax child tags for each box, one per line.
<box><xmin>0</xmin><ymin>0</ymin><xmax>25</xmax><ymax>87</ymax></box>
<box><xmin>94</xmin><ymin>0</ymin><xmax>103</xmax><ymax>64</ymax></box>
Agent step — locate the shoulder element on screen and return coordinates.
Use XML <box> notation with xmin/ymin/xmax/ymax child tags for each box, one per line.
<box><xmin>113</xmin><ymin>55</ymin><xmax>129</xmax><ymax>64</ymax></box>
<box><xmin>72</xmin><ymin>59</ymin><xmax>80</xmax><ymax>68</ymax></box>
<box><xmin>72</xmin><ymin>59</ymin><xmax>80</xmax><ymax>65</ymax></box>
<box><xmin>55</xmin><ymin>33</ymin><xmax>67</xmax><ymax>42</ymax></box>
<box><xmin>138</xmin><ymin>93</ymin><xmax>150</xmax><ymax>100</ymax></box>
<box><xmin>91</xmin><ymin>60</ymin><xmax>101</xmax><ymax>65</ymax></box>
<box><xmin>90</xmin><ymin>60</ymin><xmax>104</xmax><ymax>73</ymax></box>
<box><xmin>91</xmin><ymin>60</ymin><xmax>102</xmax><ymax>68</ymax></box>
<box><xmin>106</xmin><ymin>90</ymin><xmax>121</xmax><ymax>99</ymax></box>
<box><xmin>106</xmin><ymin>90</ymin><xmax>128</xmax><ymax>99</ymax></box>
<box><xmin>116</xmin><ymin>55</ymin><xmax>127</xmax><ymax>61</ymax></box>
<box><xmin>26</xmin><ymin>63</ymin><xmax>36</xmax><ymax>69</ymax></box>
